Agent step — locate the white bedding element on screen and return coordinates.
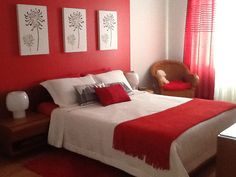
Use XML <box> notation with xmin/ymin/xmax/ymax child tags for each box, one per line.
<box><xmin>48</xmin><ymin>91</ymin><xmax>236</xmax><ymax>177</ymax></box>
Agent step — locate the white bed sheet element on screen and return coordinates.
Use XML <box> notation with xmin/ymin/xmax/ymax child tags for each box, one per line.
<box><xmin>48</xmin><ymin>91</ymin><xmax>236</xmax><ymax>177</ymax></box>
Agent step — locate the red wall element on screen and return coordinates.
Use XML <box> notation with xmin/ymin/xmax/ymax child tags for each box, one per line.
<box><xmin>0</xmin><ymin>0</ymin><xmax>130</xmax><ymax>93</ymax></box>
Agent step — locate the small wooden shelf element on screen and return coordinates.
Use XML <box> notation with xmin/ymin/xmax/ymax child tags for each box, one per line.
<box><xmin>138</xmin><ymin>87</ymin><xmax>154</xmax><ymax>94</ymax></box>
<box><xmin>0</xmin><ymin>113</ymin><xmax>50</xmax><ymax>156</ymax></box>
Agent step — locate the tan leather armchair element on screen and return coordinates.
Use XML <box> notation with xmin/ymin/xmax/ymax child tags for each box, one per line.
<box><xmin>150</xmin><ymin>60</ymin><xmax>199</xmax><ymax>98</ymax></box>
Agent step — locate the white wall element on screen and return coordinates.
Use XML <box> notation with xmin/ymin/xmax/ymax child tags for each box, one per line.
<box><xmin>130</xmin><ymin>0</ymin><xmax>188</xmax><ymax>87</ymax></box>
<box><xmin>130</xmin><ymin>0</ymin><xmax>168</xmax><ymax>88</ymax></box>
<box><xmin>167</xmin><ymin>0</ymin><xmax>187</xmax><ymax>61</ymax></box>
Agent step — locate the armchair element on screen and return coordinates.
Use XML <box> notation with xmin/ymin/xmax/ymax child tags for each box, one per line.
<box><xmin>150</xmin><ymin>60</ymin><xmax>199</xmax><ymax>98</ymax></box>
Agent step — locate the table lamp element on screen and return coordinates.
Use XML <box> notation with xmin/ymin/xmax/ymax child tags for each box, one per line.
<box><xmin>125</xmin><ymin>71</ymin><xmax>139</xmax><ymax>90</ymax></box>
<box><xmin>6</xmin><ymin>91</ymin><xmax>29</xmax><ymax>119</ymax></box>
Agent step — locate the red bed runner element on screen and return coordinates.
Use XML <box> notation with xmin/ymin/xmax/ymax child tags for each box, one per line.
<box><xmin>113</xmin><ymin>99</ymin><xmax>236</xmax><ymax>169</ymax></box>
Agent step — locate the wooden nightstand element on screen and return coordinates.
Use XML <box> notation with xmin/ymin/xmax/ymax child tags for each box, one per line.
<box><xmin>217</xmin><ymin>123</ymin><xmax>236</xmax><ymax>177</ymax></box>
<box><xmin>0</xmin><ymin>113</ymin><xmax>50</xmax><ymax>156</ymax></box>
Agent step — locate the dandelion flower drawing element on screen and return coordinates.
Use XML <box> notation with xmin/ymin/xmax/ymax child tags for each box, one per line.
<box><xmin>67</xmin><ymin>34</ymin><xmax>76</xmax><ymax>49</ymax></box>
<box><xmin>23</xmin><ymin>34</ymin><xmax>34</xmax><ymax>52</ymax></box>
<box><xmin>24</xmin><ymin>8</ymin><xmax>45</xmax><ymax>51</ymax></box>
<box><xmin>68</xmin><ymin>11</ymin><xmax>84</xmax><ymax>49</ymax></box>
<box><xmin>103</xmin><ymin>13</ymin><xmax>116</xmax><ymax>47</ymax></box>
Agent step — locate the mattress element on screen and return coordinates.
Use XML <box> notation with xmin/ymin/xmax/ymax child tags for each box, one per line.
<box><xmin>48</xmin><ymin>91</ymin><xmax>236</xmax><ymax>177</ymax></box>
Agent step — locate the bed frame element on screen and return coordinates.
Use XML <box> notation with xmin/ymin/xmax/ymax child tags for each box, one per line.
<box><xmin>0</xmin><ymin>85</ymin><xmax>215</xmax><ymax>175</ymax></box>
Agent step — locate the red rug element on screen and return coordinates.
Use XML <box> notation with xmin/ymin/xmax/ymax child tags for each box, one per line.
<box><xmin>25</xmin><ymin>148</ymin><xmax>132</xmax><ymax>177</ymax></box>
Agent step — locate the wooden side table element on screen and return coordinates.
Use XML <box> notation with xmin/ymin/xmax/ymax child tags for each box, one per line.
<box><xmin>138</xmin><ymin>87</ymin><xmax>154</xmax><ymax>94</ymax></box>
<box><xmin>0</xmin><ymin>113</ymin><xmax>50</xmax><ymax>156</ymax></box>
<box><xmin>217</xmin><ymin>123</ymin><xmax>236</xmax><ymax>177</ymax></box>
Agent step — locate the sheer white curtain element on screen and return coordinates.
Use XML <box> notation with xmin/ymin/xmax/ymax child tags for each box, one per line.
<box><xmin>214</xmin><ymin>0</ymin><xmax>236</xmax><ymax>103</ymax></box>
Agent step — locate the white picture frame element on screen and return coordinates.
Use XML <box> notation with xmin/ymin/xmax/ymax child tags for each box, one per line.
<box><xmin>17</xmin><ymin>4</ymin><xmax>49</xmax><ymax>56</ymax></box>
<box><xmin>63</xmin><ymin>8</ymin><xmax>87</xmax><ymax>53</ymax></box>
<box><xmin>98</xmin><ymin>10</ymin><xmax>118</xmax><ymax>50</ymax></box>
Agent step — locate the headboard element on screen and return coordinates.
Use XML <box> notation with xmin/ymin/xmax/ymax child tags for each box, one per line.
<box><xmin>0</xmin><ymin>85</ymin><xmax>53</xmax><ymax>118</ymax></box>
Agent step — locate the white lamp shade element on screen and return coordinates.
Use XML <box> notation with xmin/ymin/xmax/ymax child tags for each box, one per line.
<box><xmin>6</xmin><ymin>91</ymin><xmax>29</xmax><ymax>119</ymax></box>
<box><xmin>125</xmin><ymin>71</ymin><xmax>139</xmax><ymax>90</ymax></box>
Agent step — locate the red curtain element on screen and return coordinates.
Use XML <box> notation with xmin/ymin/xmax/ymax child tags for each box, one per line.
<box><xmin>183</xmin><ymin>0</ymin><xmax>215</xmax><ymax>99</ymax></box>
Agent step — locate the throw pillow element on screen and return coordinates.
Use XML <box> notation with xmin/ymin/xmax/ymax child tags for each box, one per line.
<box><xmin>95</xmin><ymin>84</ymin><xmax>131</xmax><ymax>106</ymax></box>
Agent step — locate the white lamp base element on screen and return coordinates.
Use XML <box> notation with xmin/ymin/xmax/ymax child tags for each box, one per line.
<box><xmin>6</xmin><ymin>91</ymin><xmax>29</xmax><ymax>119</ymax></box>
<box><xmin>125</xmin><ymin>71</ymin><xmax>139</xmax><ymax>90</ymax></box>
<box><xmin>13</xmin><ymin>111</ymin><xmax>26</xmax><ymax>119</ymax></box>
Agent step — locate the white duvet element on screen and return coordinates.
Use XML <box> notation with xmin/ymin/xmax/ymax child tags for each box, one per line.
<box><xmin>48</xmin><ymin>91</ymin><xmax>236</xmax><ymax>177</ymax></box>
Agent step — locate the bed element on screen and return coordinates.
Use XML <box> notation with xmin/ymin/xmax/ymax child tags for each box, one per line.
<box><xmin>39</xmin><ymin>70</ymin><xmax>236</xmax><ymax>177</ymax></box>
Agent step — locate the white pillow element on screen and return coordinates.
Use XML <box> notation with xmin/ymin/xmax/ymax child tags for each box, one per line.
<box><xmin>93</xmin><ymin>70</ymin><xmax>132</xmax><ymax>90</ymax></box>
<box><xmin>40</xmin><ymin>75</ymin><xmax>96</xmax><ymax>107</ymax></box>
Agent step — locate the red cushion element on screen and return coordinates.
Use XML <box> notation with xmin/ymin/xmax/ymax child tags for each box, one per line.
<box><xmin>162</xmin><ymin>81</ymin><xmax>192</xmax><ymax>91</ymax></box>
<box><xmin>95</xmin><ymin>84</ymin><xmax>131</xmax><ymax>106</ymax></box>
<box><xmin>80</xmin><ymin>68</ymin><xmax>111</xmax><ymax>77</ymax></box>
<box><xmin>37</xmin><ymin>102</ymin><xmax>58</xmax><ymax>117</ymax></box>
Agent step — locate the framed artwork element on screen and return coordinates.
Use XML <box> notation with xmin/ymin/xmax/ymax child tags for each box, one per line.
<box><xmin>98</xmin><ymin>10</ymin><xmax>118</xmax><ymax>50</ymax></box>
<box><xmin>63</xmin><ymin>8</ymin><xmax>87</xmax><ymax>53</ymax></box>
<box><xmin>17</xmin><ymin>4</ymin><xmax>49</xmax><ymax>56</ymax></box>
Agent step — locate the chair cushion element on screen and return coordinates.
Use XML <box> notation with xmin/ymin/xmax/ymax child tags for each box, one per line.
<box><xmin>162</xmin><ymin>81</ymin><xmax>192</xmax><ymax>91</ymax></box>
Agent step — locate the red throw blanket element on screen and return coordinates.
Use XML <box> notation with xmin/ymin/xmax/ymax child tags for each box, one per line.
<box><xmin>113</xmin><ymin>99</ymin><xmax>236</xmax><ymax>169</ymax></box>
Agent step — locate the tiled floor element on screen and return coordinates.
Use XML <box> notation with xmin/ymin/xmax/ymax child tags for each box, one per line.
<box><xmin>0</xmin><ymin>153</ymin><xmax>41</xmax><ymax>177</ymax></box>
